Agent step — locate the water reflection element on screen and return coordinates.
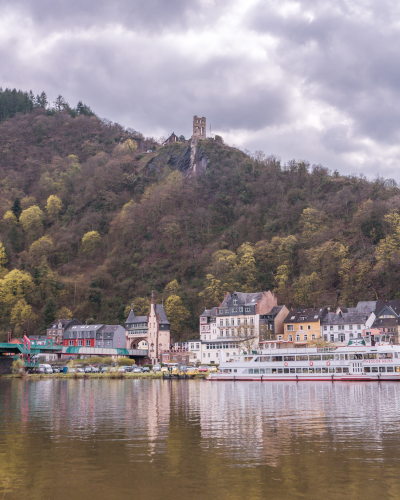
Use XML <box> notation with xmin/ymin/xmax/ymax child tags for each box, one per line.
<box><xmin>1</xmin><ymin>379</ymin><xmax>400</xmax><ymax>499</ymax></box>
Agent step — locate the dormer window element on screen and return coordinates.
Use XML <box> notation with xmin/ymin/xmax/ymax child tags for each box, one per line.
<box><xmin>233</xmin><ymin>299</ymin><xmax>238</xmax><ymax>305</ymax></box>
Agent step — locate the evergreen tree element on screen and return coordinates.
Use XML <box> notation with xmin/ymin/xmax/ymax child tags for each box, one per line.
<box><xmin>42</xmin><ymin>297</ymin><xmax>57</xmax><ymax>326</ymax></box>
<box><xmin>11</xmin><ymin>198</ymin><xmax>22</xmax><ymax>221</ymax></box>
<box><xmin>76</xmin><ymin>101</ymin><xmax>94</xmax><ymax>116</ymax></box>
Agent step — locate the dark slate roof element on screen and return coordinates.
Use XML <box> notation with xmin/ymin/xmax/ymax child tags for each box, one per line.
<box><xmin>372</xmin><ymin>317</ymin><xmax>400</xmax><ymax>328</ymax></box>
<box><xmin>284</xmin><ymin>308</ymin><xmax>327</xmax><ymax>323</ymax></box>
<box><xmin>155</xmin><ymin>304</ymin><xmax>170</xmax><ymax>325</ymax></box>
<box><xmin>376</xmin><ymin>300</ymin><xmax>400</xmax><ymax>316</ymax></box>
<box><xmin>221</xmin><ymin>291</ymin><xmax>265</xmax><ymax>307</ymax></box>
<box><xmin>268</xmin><ymin>306</ymin><xmax>283</xmax><ymax>315</ymax></box>
<box><xmin>322</xmin><ymin>311</ymin><xmax>370</xmax><ymax>325</ymax></box>
<box><xmin>99</xmin><ymin>325</ymin><xmax>123</xmax><ymax>333</ymax></box>
<box><xmin>29</xmin><ymin>335</ymin><xmax>48</xmax><ymax>341</ymax></box>
<box><xmin>200</xmin><ymin>309</ymin><xmax>212</xmax><ymax>317</ymax></box>
<box><xmin>66</xmin><ymin>324</ymin><xmax>104</xmax><ymax>331</ymax></box>
<box><xmin>131</xmin><ymin>316</ymin><xmax>148</xmax><ymax>324</ymax></box>
<box><xmin>47</xmin><ymin>318</ymin><xmax>81</xmax><ymax>329</ymax></box>
<box><xmin>125</xmin><ymin>309</ymin><xmax>136</xmax><ymax>324</ymax></box>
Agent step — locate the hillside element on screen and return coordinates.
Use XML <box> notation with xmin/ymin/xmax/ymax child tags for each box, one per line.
<box><xmin>0</xmin><ymin>102</ymin><xmax>400</xmax><ymax>341</ymax></box>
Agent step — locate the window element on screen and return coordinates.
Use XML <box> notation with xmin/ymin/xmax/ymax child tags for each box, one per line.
<box><xmin>278</xmin><ymin>335</ymin><xmax>282</xmax><ymax>340</ymax></box>
<box><xmin>288</xmin><ymin>335</ymin><xmax>293</xmax><ymax>341</ymax></box>
<box><xmin>300</xmin><ymin>325</ymin><xmax>303</xmax><ymax>330</ymax></box>
<box><xmin>69</xmin><ymin>340</ymin><xmax>74</xmax><ymax>346</ymax></box>
<box><xmin>220</xmin><ymin>320</ymin><xmax>223</xmax><ymax>326</ymax></box>
<box><xmin>307</xmin><ymin>325</ymin><xmax>311</xmax><ymax>330</ymax></box>
<box><xmin>69</xmin><ymin>332</ymin><xmax>73</xmax><ymax>338</ymax></box>
<box><xmin>225</xmin><ymin>320</ymin><xmax>229</xmax><ymax>326</ymax></box>
<box><xmin>287</xmin><ymin>325</ymin><xmax>294</xmax><ymax>331</ymax></box>
<box><xmin>324</xmin><ymin>334</ymin><xmax>328</xmax><ymax>341</ymax></box>
<box><xmin>244</xmin><ymin>318</ymin><xmax>248</xmax><ymax>325</ymax></box>
<box><xmin>296</xmin><ymin>335</ymin><xmax>300</xmax><ymax>341</ymax></box>
<box><xmin>303</xmin><ymin>334</ymin><xmax>308</xmax><ymax>341</ymax></box>
<box><xmin>323</xmin><ymin>326</ymin><xmax>327</xmax><ymax>331</ymax></box>
<box><xmin>357</xmin><ymin>325</ymin><xmax>361</xmax><ymax>330</ymax></box>
<box><xmin>237</xmin><ymin>319</ymin><xmax>241</xmax><ymax>325</ymax></box>
<box><xmin>231</xmin><ymin>329</ymin><xmax>234</xmax><ymax>337</ymax></box>
<box><xmin>203</xmin><ymin>353</ymin><xmax>205</xmax><ymax>358</ymax></box>
<box><xmin>250</xmin><ymin>318</ymin><xmax>254</xmax><ymax>325</ymax></box>
<box><xmin>231</xmin><ymin>318</ymin><xmax>235</xmax><ymax>326</ymax></box>
<box><xmin>311</xmin><ymin>334</ymin><xmax>316</xmax><ymax>340</ymax></box>
<box><xmin>245</xmin><ymin>307</ymin><xmax>251</xmax><ymax>312</ymax></box>
<box><xmin>330</xmin><ymin>326</ymin><xmax>333</xmax><ymax>331</ymax></box>
<box><xmin>208</xmin><ymin>353</ymin><xmax>210</xmax><ymax>358</ymax></box>
<box><xmin>233</xmin><ymin>299</ymin><xmax>238</xmax><ymax>305</ymax></box>
<box><xmin>349</xmin><ymin>325</ymin><xmax>353</xmax><ymax>330</ymax></box>
<box><xmin>330</xmin><ymin>335</ymin><xmax>334</xmax><ymax>342</ymax></box>
<box><xmin>77</xmin><ymin>340</ymin><xmax>83</xmax><ymax>346</ymax></box>
<box><xmin>106</xmin><ymin>341</ymin><xmax>111</xmax><ymax>347</ymax></box>
<box><xmin>86</xmin><ymin>339</ymin><xmax>91</xmax><ymax>346</ymax></box>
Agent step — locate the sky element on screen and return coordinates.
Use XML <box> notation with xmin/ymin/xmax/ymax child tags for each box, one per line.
<box><xmin>1</xmin><ymin>0</ymin><xmax>400</xmax><ymax>180</ymax></box>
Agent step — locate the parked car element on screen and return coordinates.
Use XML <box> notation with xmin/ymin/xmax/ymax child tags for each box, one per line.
<box><xmin>39</xmin><ymin>364</ymin><xmax>53</xmax><ymax>374</ymax></box>
<box><xmin>69</xmin><ymin>368</ymin><xmax>76</xmax><ymax>373</ymax></box>
<box><xmin>142</xmin><ymin>367</ymin><xmax>150</xmax><ymax>373</ymax></box>
<box><xmin>101</xmin><ymin>366</ymin><xmax>108</xmax><ymax>373</ymax></box>
<box><xmin>77</xmin><ymin>368</ymin><xmax>85</xmax><ymax>373</ymax></box>
<box><xmin>198</xmin><ymin>366</ymin><xmax>209</xmax><ymax>372</ymax></box>
<box><xmin>91</xmin><ymin>366</ymin><xmax>100</xmax><ymax>373</ymax></box>
<box><xmin>133</xmin><ymin>367</ymin><xmax>143</xmax><ymax>373</ymax></box>
<box><xmin>118</xmin><ymin>366</ymin><xmax>126</xmax><ymax>373</ymax></box>
<box><xmin>153</xmin><ymin>365</ymin><xmax>161</xmax><ymax>372</ymax></box>
<box><xmin>84</xmin><ymin>366</ymin><xmax>92</xmax><ymax>373</ymax></box>
<box><xmin>110</xmin><ymin>367</ymin><xmax>117</xmax><ymax>372</ymax></box>
<box><xmin>52</xmin><ymin>367</ymin><xmax>60</xmax><ymax>373</ymax></box>
<box><xmin>161</xmin><ymin>366</ymin><xmax>169</xmax><ymax>373</ymax></box>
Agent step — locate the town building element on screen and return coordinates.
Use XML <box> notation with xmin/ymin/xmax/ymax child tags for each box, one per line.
<box><xmin>321</xmin><ymin>302</ymin><xmax>376</xmax><ymax>344</ymax></box>
<box><xmin>125</xmin><ymin>292</ymin><xmax>171</xmax><ymax>365</ymax></box>
<box><xmin>192</xmin><ymin>290</ymin><xmax>284</xmax><ymax>364</ymax></box>
<box><xmin>163</xmin><ymin>133</ymin><xmax>179</xmax><ymax>146</ymax></box>
<box><xmin>62</xmin><ymin>324</ymin><xmax>104</xmax><ymax>348</ymax></box>
<box><xmin>46</xmin><ymin>318</ymin><xmax>82</xmax><ymax>345</ymax></box>
<box><xmin>283</xmin><ymin>308</ymin><xmax>328</xmax><ymax>343</ymax></box>
<box><xmin>365</xmin><ymin>300</ymin><xmax>400</xmax><ymax>344</ymax></box>
<box><xmin>95</xmin><ymin>325</ymin><xmax>126</xmax><ymax>349</ymax></box>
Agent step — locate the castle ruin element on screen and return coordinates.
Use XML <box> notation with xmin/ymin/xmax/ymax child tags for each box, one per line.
<box><xmin>193</xmin><ymin>116</ymin><xmax>206</xmax><ymax>140</ymax></box>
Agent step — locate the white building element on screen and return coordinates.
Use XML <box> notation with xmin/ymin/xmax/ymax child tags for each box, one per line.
<box><xmin>321</xmin><ymin>302</ymin><xmax>377</xmax><ymax>343</ymax></box>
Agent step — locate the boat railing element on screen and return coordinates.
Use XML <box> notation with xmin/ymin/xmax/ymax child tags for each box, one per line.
<box><xmin>316</xmin><ymin>347</ymin><xmax>338</xmax><ymax>352</ymax></box>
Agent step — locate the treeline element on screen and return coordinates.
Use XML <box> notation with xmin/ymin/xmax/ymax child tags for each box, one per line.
<box><xmin>0</xmin><ymin>87</ymin><xmax>94</xmax><ymax>123</ymax></box>
<box><xmin>0</xmin><ymin>96</ymin><xmax>399</xmax><ymax>341</ymax></box>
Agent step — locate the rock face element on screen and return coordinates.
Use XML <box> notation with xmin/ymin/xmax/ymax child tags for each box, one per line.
<box><xmin>146</xmin><ymin>138</ymin><xmax>209</xmax><ymax>178</ymax></box>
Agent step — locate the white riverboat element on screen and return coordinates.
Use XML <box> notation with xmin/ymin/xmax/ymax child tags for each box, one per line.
<box><xmin>208</xmin><ymin>343</ymin><xmax>400</xmax><ymax>381</ymax></box>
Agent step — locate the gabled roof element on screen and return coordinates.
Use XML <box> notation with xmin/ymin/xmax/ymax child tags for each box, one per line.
<box><xmin>284</xmin><ymin>308</ymin><xmax>327</xmax><ymax>323</ymax></box>
<box><xmin>322</xmin><ymin>311</ymin><xmax>370</xmax><ymax>325</ymax></box>
<box><xmin>130</xmin><ymin>316</ymin><xmax>148</xmax><ymax>324</ymax></box>
<box><xmin>47</xmin><ymin>318</ymin><xmax>82</xmax><ymax>329</ymax></box>
<box><xmin>99</xmin><ymin>325</ymin><xmax>124</xmax><ymax>333</ymax></box>
<box><xmin>372</xmin><ymin>317</ymin><xmax>400</xmax><ymax>328</ymax></box>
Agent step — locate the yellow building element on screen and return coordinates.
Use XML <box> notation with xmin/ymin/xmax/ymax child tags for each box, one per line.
<box><xmin>282</xmin><ymin>308</ymin><xmax>327</xmax><ymax>344</ymax></box>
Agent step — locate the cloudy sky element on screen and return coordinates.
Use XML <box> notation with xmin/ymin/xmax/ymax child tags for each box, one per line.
<box><xmin>1</xmin><ymin>0</ymin><xmax>399</xmax><ymax>179</ymax></box>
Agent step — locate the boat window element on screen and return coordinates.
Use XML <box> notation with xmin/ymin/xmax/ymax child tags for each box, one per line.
<box><xmin>302</xmin><ymin>368</ymin><xmax>308</xmax><ymax>373</ymax></box>
<box><xmin>322</xmin><ymin>367</ymin><xmax>328</xmax><ymax>373</ymax></box>
<box><xmin>254</xmin><ymin>369</ymin><xmax>259</xmax><ymax>374</ymax></box>
<box><xmin>253</xmin><ymin>357</ymin><xmax>259</xmax><ymax>362</ymax></box>
<box><xmin>364</xmin><ymin>367</ymin><xmax>370</xmax><ymax>373</ymax></box>
<box><xmin>309</xmin><ymin>355</ymin><xmax>321</xmax><ymax>361</ymax></box>
<box><xmin>322</xmin><ymin>354</ymin><xmax>334</xmax><ymax>360</ymax></box>
<box><xmin>309</xmin><ymin>368</ymin><xmax>315</xmax><ymax>373</ymax></box>
<box><xmin>272</xmin><ymin>368</ymin><xmax>277</xmax><ymax>374</ymax></box>
<box><xmin>343</xmin><ymin>367</ymin><xmax>349</xmax><ymax>373</ymax></box>
<box><xmin>364</xmin><ymin>353</ymin><xmax>377</xmax><ymax>359</ymax></box>
<box><xmin>339</xmin><ymin>354</ymin><xmax>347</xmax><ymax>360</ymax></box>
<box><xmin>265</xmin><ymin>368</ymin><xmax>271</xmax><ymax>374</ymax></box>
<box><xmin>284</xmin><ymin>368</ymin><xmax>289</xmax><ymax>374</ymax></box>
<box><xmin>296</xmin><ymin>368</ymin><xmax>302</xmax><ymax>373</ymax></box>
<box><xmin>379</xmin><ymin>353</ymin><xmax>393</xmax><ymax>359</ymax></box>
<box><xmin>244</xmin><ymin>357</ymin><xmax>253</xmax><ymax>362</ymax></box>
<box><xmin>395</xmin><ymin>353</ymin><xmax>398</xmax><ymax>358</ymax></box>
<box><xmin>387</xmin><ymin>367</ymin><xmax>394</xmax><ymax>372</ymax></box>
<box><xmin>316</xmin><ymin>368</ymin><xmax>321</xmax><ymax>373</ymax></box>
<box><xmin>379</xmin><ymin>367</ymin><xmax>386</xmax><ymax>373</ymax></box>
<box><xmin>350</xmin><ymin>354</ymin><xmax>363</xmax><ymax>360</ymax></box>
<box><xmin>290</xmin><ymin>368</ymin><xmax>296</xmax><ymax>373</ymax></box>
<box><xmin>296</xmin><ymin>355</ymin><xmax>308</xmax><ymax>361</ymax></box>
<box><xmin>336</xmin><ymin>367</ymin><xmax>342</xmax><ymax>373</ymax></box>
<box><xmin>248</xmin><ymin>369</ymin><xmax>254</xmax><ymax>374</ymax></box>
<box><xmin>371</xmin><ymin>367</ymin><xmax>378</xmax><ymax>372</ymax></box>
<box><xmin>284</xmin><ymin>356</ymin><xmax>295</xmax><ymax>361</ymax></box>
<box><xmin>234</xmin><ymin>369</ymin><xmax>237</xmax><ymax>373</ymax></box>
<box><xmin>260</xmin><ymin>369</ymin><xmax>265</xmax><ymax>374</ymax></box>
<box><xmin>277</xmin><ymin>368</ymin><xmax>283</xmax><ymax>374</ymax></box>
<box><xmin>329</xmin><ymin>368</ymin><xmax>335</xmax><ymax>373</ymax></box>
<box><xmin>271</xmin><ymin>356</ymin><xmax>283</xmax><ymax>362</ymax></box>
<box><xmin>334</xmin><ymin>354</ymin><xmax>340</xmax><ymax>360</ymax></box>
<box><xmin>259</xmin><ymin>356</ymin><xmax>270</xmax><ymax>362</ymax></box>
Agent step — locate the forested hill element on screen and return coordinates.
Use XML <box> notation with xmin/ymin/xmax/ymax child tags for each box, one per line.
<box><xmin>0</xmin><ymin>102</ymin><xmax>399</xmax><ymax>341</ymax></box>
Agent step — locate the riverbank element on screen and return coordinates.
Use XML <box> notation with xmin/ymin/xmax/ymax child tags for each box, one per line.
<box><xmin>0</xmin><ymin>372</ymin><xmax>209</xmax><ymax>380</ymax></box>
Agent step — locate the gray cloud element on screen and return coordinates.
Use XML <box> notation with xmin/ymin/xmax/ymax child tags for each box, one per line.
<box><xmin>1</xmin><ymin>0</ymin><xmax>400</xmax><ymax>179</ymax></box>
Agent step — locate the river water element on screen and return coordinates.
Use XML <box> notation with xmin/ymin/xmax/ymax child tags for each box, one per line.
<box><xmin>1</xmin><ymin>379</ymin><xmax>400</xmax><ymax>499</ymax></box>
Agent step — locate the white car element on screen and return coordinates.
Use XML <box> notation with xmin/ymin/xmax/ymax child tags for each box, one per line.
<box><xmin>118</xmin><ymin>367</ymin><xmax>126</xmax><ymax>373</ymax></box>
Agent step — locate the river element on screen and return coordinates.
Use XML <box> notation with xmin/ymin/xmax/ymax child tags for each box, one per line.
<box><xmin>1</xmin><ymin>379</ymin><xmax>400</xmax><ymax>499</ymax></box>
